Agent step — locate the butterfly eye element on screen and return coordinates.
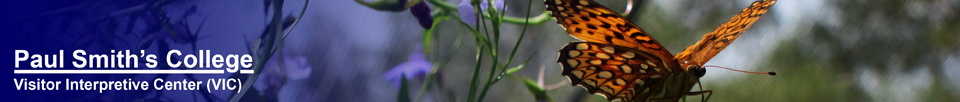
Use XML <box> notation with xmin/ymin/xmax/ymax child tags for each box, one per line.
<box><xmin>687</xmin><ymin>65</ymin><xmax>706</xmax><ymax>78</ymax></box>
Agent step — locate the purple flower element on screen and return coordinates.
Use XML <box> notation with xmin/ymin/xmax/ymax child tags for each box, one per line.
<box><xmin>253</xmin><ymin>49</ymin><xmax>313</xmax><ymax>96</ymax></box>
<box><xmin>383</xmin><ymin>52</ymin><xmax>432</xmax><ymax>87</ymax></box>
<box><xmin>458</xmin><ymin>0</ymin><xmax>505</xmax><ymax>25</ymax></box>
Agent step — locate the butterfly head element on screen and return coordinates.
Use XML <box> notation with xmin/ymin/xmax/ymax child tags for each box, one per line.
<box><xmin>686</xmin><ymin>65</ymin><xmax>706</xmax><ymax>78</ymax></box>
<box><xmin>682</xmin><ymin>61</ymin><xmax>707</xmax><ymax>78</ymax></box>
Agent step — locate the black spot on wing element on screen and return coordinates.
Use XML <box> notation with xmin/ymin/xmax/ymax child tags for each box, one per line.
<box><xmin>600</xmin><ymin>23</ymin><xmax>611</xmax><ymax>28</ymax></box>
<box><xmin>613</xmin><ymin>32</ymin><xmax>624</xmax><ymax>39</ymax></box>
<box><xmin>605</xmin><ymin>36</ymin><xmax>614</xmax><ymax>43</ymax></box>
<box><xmin>629</xmin><ymin>32</ymin><xmax>646</xmax><ymax>38</ymax></box>
<box><xmin>599</xmin><ymin>13</ymin><xmax>617</xmax><ymax>18</ymax></box>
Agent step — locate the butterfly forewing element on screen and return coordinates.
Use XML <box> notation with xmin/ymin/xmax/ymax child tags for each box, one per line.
<box><xmin>545</xmin><ymin>0</ymin><xmax>673</xmax><ymax>58</ymax></box>
<box><xmin>675</xmin><ymin>0</ymin><xmax>777</xmax><ymax>66</ymax></box>
<box><xmin>558</xmin><ymin>42</ymin><xmax>671</xmax><ymax>101</ymax></box>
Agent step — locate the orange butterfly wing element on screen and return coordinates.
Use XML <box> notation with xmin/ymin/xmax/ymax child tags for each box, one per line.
<box><xmin>557</xmin><ymin>42</ymin><xmax>670</xmax><ymax>102</ymax></box>
<box><xmin>545</xmin><ymin>0</ymin><xmax>674</xmax><ymax>59</ymax></box>
<box><xmin>675</xmin><ymin>0</ymin><xmax>777</xmax><ymax>66</ymax></box>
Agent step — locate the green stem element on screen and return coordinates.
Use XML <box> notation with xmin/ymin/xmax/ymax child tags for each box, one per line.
<box><xmin>466</xmin><ymin>44</ymin><xmax>486</xmax><ymax>102</ymax></box>
<box><xmin>496</xmin><ymin>0</ymin><xmax>535</xmax><ymax>83</ymax></box>
<box><xmin>475</xmin><ymin>0</ymin><xmax>504</xmax><ymax>101</ymax></box>
<box><xmin>426</xmin><ymin>0</ymin><xmax>552</xmax><ymax>24</ymax></box>
<box><xmin>468</xmin><ymin>2</ymin><xmax>491</xmax><ymax>102</ymax></box>
<box><xmin>450</xmin><ymin>13</ymin><xmax>491</xmax><ymax>49</ymax></box>
<box><xmin>282</xmin><ymin>0</ymin><xmax>310</xmax><ymax>40</ymax></box>
<box><xmin>414</xmin><ymin>31</ymin><xmax>463</xmax><ymax>102</ymax></box>
<box><xmin>228</xmin><ymin>0</ymin><xmax>286</xmax><ymax>102</ymax></box>
<box><xmin>501</xmin><ymin>0</ymin><xmax>534</xmax><ymax>76</ymax></box>
<box><xmin>404</xmin><ymin>0</ymin><xmax>423</xmax><ymax>8</ymax></box>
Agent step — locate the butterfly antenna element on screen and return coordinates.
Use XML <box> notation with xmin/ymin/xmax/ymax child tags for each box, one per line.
<box><xmin>702</xmin><ymin>65</ymin><xmax>776</xmax><ymax>76</ymax></box>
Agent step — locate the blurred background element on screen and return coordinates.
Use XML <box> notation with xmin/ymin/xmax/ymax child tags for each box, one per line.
<box><xmin>4</xmin><ymin>0</ymin><xmax>959</xmax><ymax>102</ymax></box>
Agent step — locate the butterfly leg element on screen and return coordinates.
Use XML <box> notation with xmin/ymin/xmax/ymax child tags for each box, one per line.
<box><xmin>685</xmin><ymin>90</ymin><xmax>713</xmax><ymax>102</ymax></box>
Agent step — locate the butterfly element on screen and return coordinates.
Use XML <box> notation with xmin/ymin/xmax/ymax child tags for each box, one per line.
<box><xmin>546</xmin><ymin>0</ymin><xmax>777</xmax><ymax>102</ymax></box>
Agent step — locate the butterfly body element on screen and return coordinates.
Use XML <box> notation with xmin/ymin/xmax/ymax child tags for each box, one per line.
<box><xmin>547</xmin><ymin>0</ymin><xmax>776</xmax><ymax>101</ymax></box>
<box><xmin>656</xmin><ymin>67</ymin><xmax>705</xmax><ymax>101</ymax></box>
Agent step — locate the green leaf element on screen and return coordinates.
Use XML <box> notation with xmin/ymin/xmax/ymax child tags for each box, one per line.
<box><xmin>494</xmin><ymin>53</ymin><xmax>536</xmax><ymax>83</ymax></box>
<box><xmin>422</xmin><ymin>17</ymin><xmax>444</xmax><ymax>54</ymax></box>
<box><xmin>522</xmin><ymin>78</ymin><xmax>551</xmax><ymax>102</ymax></box>
<box><xmin>398</xmin><ymin>74</ymin><xmax>411</xmax><ymax>102</ymax></box>
<box><xmin>355</xmin><ymin>0</ymin><xmax>407</xmax><ymax>12</ymax></box>
<box><xmin>505</xmin><ymin>65</ymin><xmax>524</xmax><ymax>75</ymax></box>
<box><xmin>466</xmin><ymin>46</ymin><xmax>486</xmax><ymax>102</ymax></box>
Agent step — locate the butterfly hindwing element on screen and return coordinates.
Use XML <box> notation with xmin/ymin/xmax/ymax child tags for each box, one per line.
<box><xmin>676</xmin><ymin>0</ymin><xmax>777</xmax><ymax>65</ymax></box>
<box><xmin>558</xmin><ymin>42</ymin><xmax>670</xmax><ymax>101</ymax></box>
